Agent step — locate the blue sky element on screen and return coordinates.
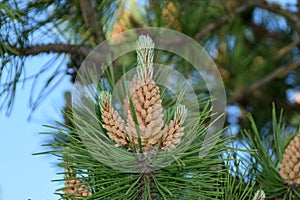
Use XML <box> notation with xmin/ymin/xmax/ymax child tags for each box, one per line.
<box><xmin>0</xmin><ymin>55</ymin><xmax>72</xmax><ymax>200</ymax></box>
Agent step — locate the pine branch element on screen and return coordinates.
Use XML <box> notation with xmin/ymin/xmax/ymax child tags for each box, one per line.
<box><xmin>194</xmin><ymin>0</ymin><xmax>300</xmax><ymax>40</ymax></box>
<box><xmin>239</xmin><ymin>109</ymin><xmax>299</xmax><ymax>198</ymax></box>
<box><xmin>79</xmin><ymin>0</ymin><xmax>105</xmax><ymax>44</ymax></box>
<box><xmin>275</xmin><ymin>37</ymin><xmax>300</xmax><ymax>59</ymax></box>
<box><xmin>229</xmin><ymin>61</ymin><xmax>300</xmax><ymax>104</ymax></box>
<box><xmin>194</xmin><ymin>1</ymin><xmax>259</xmax><ymax>40</ymax></box>
<box><xmin>6</xmin><ymin>43</ymin><xmax>92</xmax><ymax>57</ymax></box>
<box><xmin>39</xmin><ymin>35</ymin><xmax>231</xmax><ymax>199</ymax></box>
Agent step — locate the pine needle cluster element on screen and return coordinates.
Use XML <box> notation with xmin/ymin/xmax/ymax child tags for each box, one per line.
<box><xmin>38</xmin><ymin>36</ymin><xmax>300</xmax><ymax>200</ymax></box>
<box><xmin>39</xmin><ymin>35</ymin><xmax>228</xmax><ymax>199</ymax></box>
<box><xmin>239</xmin><ymin>106</ymin><xmax>300</xmax><ymax>199</ymax></box>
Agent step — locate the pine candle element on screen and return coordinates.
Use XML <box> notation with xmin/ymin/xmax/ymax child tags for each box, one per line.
<box><xmin>99</xmin><ymin>35</ymin><xmax>187</xmax><ymax>152</ymax></box>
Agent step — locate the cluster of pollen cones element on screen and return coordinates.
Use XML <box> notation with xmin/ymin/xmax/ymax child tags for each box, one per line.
<box><xmin>63</xmin><ymin>35</ymin><xmax>187</xmax><ymax>198</ymax></box>
<box><xmin>279</xmin><ymin>134</ymin><xmax>300</xmax><ymax>185</ymax></box>
<box><xmin>99</xmin><ymin>35</ymin><xmax>187</xmax><ymax>152</ymax></box>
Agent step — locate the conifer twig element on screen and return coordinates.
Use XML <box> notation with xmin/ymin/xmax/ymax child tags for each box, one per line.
<box><xmin>229</xmin><ymin>60</ymin><xmax>300</xmax><ymax>104</ymax></box>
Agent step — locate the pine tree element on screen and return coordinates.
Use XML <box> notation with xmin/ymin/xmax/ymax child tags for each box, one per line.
<box><xmin>1</xmin><ymin>1</ymin><xmax>300</xmax><ymax>199</ymax></box>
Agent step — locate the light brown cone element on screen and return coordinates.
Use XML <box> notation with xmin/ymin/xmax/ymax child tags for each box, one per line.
<box><xmin>161</xmin><ymin>105</ymin><xmax>187</xmax><ymax>150</ymax></box>
<box><xmin>279</xmin><ymin>135</ymin><xmax>300</xmax><ymax>185</ymax></box>
<box><xmin>126</xmin><ymin>76</ymin><xmax>164</xmax><ymax>151</ymax></box>
<box><xmin>63</xmin><ymin>168</ymin><xmax>92</xmax><ymax>199</ymax></box>
<box><xmin>99</xmin><ymin>36</ymin><xmax>187</xmax><ymax>152</ymax></box>
<box><xmin>124</xmin><ymin>35</ymin><xmax>164</xmax><ymax>151</ymax></box>
<box><xmin>99</xmin><ymin>92</ymin><xmax>129</xmax><ymax>147</ymax></box>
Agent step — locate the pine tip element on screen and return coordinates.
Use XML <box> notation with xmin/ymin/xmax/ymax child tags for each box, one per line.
<box><xmin>136</xmin><ymin>35</ymin><xmax>155</xmax><ymax>81</ymax></box>
<box><xmin>174</xmin><ymin>104</ymin><xmax>187</xmax><ymax>123</ymax></box>
<box><xmin>136</xmin><ymin>35</ymin><xmax>155</xmax><ymax>50</ymax></box>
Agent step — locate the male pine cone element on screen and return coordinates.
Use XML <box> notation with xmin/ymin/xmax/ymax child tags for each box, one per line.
<box><xmin>99</xmin><ymin>35</ymin><xmax>187</xmax><ymax>152</ymax></box>
<box><xmin>279</xmin><ymin>134</ymin><xmax>300</xmax><ymax>185</ymax></box>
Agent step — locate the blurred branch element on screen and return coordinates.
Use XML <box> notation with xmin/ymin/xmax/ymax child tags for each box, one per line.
<box><xmin>275</xmin><ymin>37</ymin><xmax>300</xmax><ymax>59</ymax></box>
<box><xmin>194</xmin><ymin>1</ymin><xmax>259</xmax><ymax>40</ymax></box>
<box><xmin>195</xmin><ymin>0</ymin><xmax>300</xmax><ymax>40</ymax></box>
<box><xmin>8</xmin><ymin>43</ymin><xmax>92</xmax><ymax>57</ymax></box>
<box><xmin>79</xmin><ymin>0</ymin><xmax>105</xmax><ymax>44</ymax></box>
<box><xmin>229</xmin><ymin>60</ymin><xmax>300</xmax><ymax>104</ymax></box>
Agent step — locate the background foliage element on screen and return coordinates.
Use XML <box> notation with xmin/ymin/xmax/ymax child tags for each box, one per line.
<box><xmin>1</xmin><ymin>0</ymin><xmax>300</xmax><ymax>127</ymax></box>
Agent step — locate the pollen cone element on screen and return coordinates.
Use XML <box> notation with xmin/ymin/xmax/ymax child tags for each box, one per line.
<box><xmin>161</xmin><ymin>105</ymin><xmax>187</xmax><ymax>150</ymax></box>
<box><xmin>279</xmin><ymin>135</ymin><xmax>300</xmax><ymax>185</ymax></box>
<box><xmin>125</xmin><ymin>35</ymin><xmax>164</xmax><ymax>151</ymax></box>
<box><xmin>99</xmin><ymin>91</ymin><xmax>129</xmax><ymax>147</ymax></box>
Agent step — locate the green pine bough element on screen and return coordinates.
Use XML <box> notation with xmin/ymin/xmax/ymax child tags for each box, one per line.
<box><xmin>37</xmin><ymin>36</ymin><xmax>300</xmax><ymax>200</ymax></box>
